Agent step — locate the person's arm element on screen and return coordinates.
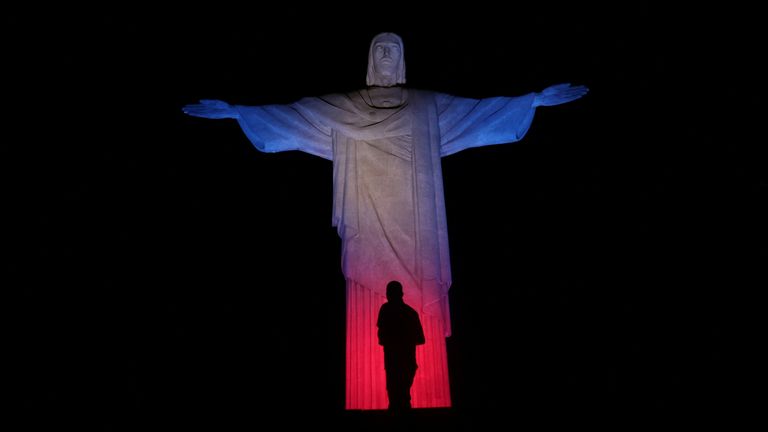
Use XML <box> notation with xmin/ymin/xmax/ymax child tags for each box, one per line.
<box><xmin>377</xmin><ymin>306</ymin><xmax>388</xmax><ymax>346</ymax></box>
<box><xmin>415</xmin><ymin>313</ymin><xmax>425</xmax><ymax>346</ymax></box>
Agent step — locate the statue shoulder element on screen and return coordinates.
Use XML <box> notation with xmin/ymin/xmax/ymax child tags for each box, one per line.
<box><xmin>407</xmin><ymin>88</ymin><xmax>435</xmax><ymax>96</ymax></box>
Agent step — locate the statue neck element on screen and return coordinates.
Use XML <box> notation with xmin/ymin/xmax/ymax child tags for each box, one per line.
<box><xmin>373</xmin><ymin>75</ymin><xmax>398</xmax><ymax>87</ymax></box>
<box><xmin>365</xmin><ymin>86</ymin><xmax>407</xmax><ymax>108</ymax></box>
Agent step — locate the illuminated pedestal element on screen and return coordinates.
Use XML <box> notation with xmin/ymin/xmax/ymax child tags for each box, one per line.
<box><xmin>345</xmin><ymin>281</ymin><xmax>451</xmax><ymax>409</ymax></box>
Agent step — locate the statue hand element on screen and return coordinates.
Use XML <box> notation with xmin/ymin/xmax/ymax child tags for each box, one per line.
<box><xmin>182</xmin><ymin>99</ymin><xmax>238</xmax><ymax>119</ymax></box>
<box><xmin>532</xmin><ymin>83</ymin><xmax>589</xmax><ymax>107</ymax></box>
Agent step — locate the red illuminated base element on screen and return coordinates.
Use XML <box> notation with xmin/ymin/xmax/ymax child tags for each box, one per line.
<box><xmin>345</xmin><ymin>281</ymin><xmax>451</xmax><ymax>409</ymax></box>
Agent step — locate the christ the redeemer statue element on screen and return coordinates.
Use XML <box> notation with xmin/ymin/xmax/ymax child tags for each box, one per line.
<box><xmin>183</xmin><ymin>32</ymin><xmax>588</xmax><ymax>410</ymax></box>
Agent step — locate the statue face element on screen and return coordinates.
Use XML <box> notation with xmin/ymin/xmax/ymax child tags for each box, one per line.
<box><xmin>372</xmin><ymin>42</ymin><xmax>401</xmax><ymax>77</ymax></box>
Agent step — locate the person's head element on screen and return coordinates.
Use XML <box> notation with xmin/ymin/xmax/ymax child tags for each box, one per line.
<box><xmin>367</xmin><ymin>32</ymin><xmax>406</xmax><ymax>87</ymax></box>
<box><xmin>386</xmin><ymin>280</ymin><xmax>404</xmax><ymax>302</ymax></box>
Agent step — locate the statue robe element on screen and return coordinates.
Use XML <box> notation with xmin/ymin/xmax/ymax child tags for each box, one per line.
<box><xmin>235</xmin><ymin>89</ymin><xmax>535</xmax><ymax>409</ymax></box>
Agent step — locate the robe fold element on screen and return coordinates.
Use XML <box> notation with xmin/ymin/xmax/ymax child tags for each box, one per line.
<box><xmin>235</xmin><ymin>89</ymin><xmax>535</xmax><ymax>409</ymax></box>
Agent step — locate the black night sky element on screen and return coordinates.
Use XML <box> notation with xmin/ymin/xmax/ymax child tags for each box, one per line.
<box><xmin>12</xmin><ymin>4</ymin><xmax>762</xmax><ymax>430</ymax></box>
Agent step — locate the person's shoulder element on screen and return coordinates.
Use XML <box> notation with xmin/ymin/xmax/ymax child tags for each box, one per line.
<box><xmin>405</xmin><ymin>304</ymin><xmax>419</xmax><ymax>314</ymax></box>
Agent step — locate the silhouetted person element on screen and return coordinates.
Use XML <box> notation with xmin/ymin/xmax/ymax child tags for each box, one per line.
<box><xmin>377</xmin><ymin>280</ymin><xmax>425</xmax><ymax>412</ymax></box>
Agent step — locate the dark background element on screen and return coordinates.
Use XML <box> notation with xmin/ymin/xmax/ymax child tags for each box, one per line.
<box><xmin>10</xmin><ymin>4</ymin><xmax>762</xmax><ymax>430</ymax></box>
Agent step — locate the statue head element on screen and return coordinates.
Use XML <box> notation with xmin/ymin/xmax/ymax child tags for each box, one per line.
<box><xmin>366</xmin><ymin>32</ymin><xmax>406</xmax><ymax>87</ymax></box>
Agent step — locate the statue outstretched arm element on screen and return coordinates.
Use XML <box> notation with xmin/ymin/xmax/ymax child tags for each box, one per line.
<box><xmin>532</xmin><ymin>83</ymin><xmax>589</xmax><ymax>107</ymax></box>
<box><xmin>183</xmin><ymin>97</ymin><xmax>334</xmax><ymax>159</ymax></box>
<box><xmin>182</xmin><ymin>99</ymin><xmax>239</xmax><ymax>119</ymax></box>
<box><xmin>438</xmin><ymin>83</ymin><xmax>588</xmax><ymax>156</ymax></box>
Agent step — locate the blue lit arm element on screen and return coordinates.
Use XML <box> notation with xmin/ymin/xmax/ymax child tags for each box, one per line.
<box><xmin>183</xmin><ymin>99</ymin><xmax>333</xmax><ymax>160</ymax></box>
<box><xmin>532</xmin><ymin>83</ymin><xmax>589</xmax><ymax>107</ymax></box>
<box><xmin>438</xmin><ymin>83</ymin><xmax>588</xmax><ymax>157</ymax></box>
<box><xmin>182</xmin><ymin>99</ymin><xmax>237</xmax><ymax>119</ymax></box>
